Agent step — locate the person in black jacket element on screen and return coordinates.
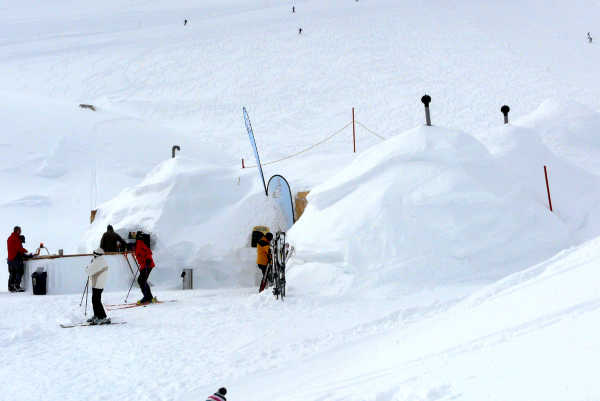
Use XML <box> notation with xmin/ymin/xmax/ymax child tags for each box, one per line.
<box><xmin>99</xmin><ymin>225</ymin><xmax>127</xmax><ymax>253</ymax></box>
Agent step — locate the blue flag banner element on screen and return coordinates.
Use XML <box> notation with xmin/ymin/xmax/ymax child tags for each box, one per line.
<box><xmin>267</xmin><ymin>174</ymin><xmax>295</xmax><ymax>230</ymax></box>
<box><xmin>243</xmin><ymin>107</ymin><xmax>268</xmax><ymax>195</ymax></box>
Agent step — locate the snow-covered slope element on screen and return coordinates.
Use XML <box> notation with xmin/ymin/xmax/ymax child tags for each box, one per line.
<box><xmin>3</xmin><ymin>0</ymin><xmax>600</xmax><ymax>400</ymax></box>
<box><xmin>4</xmin><ymin>231</ymin><xmax>600</xmax><ymax>401</ymax></box>
<box><xmin>3</xmin><ymin>0</ymin><xmax>600</xmax><ymax>287</ymax></box>
<box><xmin>212</xmin><ymin>235</ymin><xmax>600</xmax><ymax>401</ymax></box>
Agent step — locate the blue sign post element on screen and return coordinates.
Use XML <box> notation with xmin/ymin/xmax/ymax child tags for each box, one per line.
<box><xmin>243</xmin><ymin>107</ymin><xmax>268</xmax><ymax>196</ymax></box>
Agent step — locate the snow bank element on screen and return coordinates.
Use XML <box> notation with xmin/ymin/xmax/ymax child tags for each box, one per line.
<box><xmin>82</xmin><ymin>156</ymin><xmax>288</xmax><ymax>289</ymax></box>
<box><xmin>288</xmin><ymin>123</ymin><xmax>600</xmax><ymax>296</ymax></box>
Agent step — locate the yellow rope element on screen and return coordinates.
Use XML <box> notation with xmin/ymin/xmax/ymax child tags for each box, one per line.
<box><xmin>355</xmin><ymin>121</ymin><xmax>387</xmax><ymax>140</ymax></box>
<box><xmin>244</xmin><ymin>121</ymin><xmax>353</xmax><ymax>168</ymax></box>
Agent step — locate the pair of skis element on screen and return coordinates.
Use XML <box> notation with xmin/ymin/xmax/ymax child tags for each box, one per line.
<box><xmin>259</xmin><ymin>241</ymin><xmax>294</xmax><ymax>297</ymax></box>
<box><xmin>60</xmin><ymin>321</ymin><xmax>126</xmax><ymax>328</ymax></box>
<box><xmin>60</xmin><ymin>300</ymin><xmax>176</xmax><ymax>328</ymax></box>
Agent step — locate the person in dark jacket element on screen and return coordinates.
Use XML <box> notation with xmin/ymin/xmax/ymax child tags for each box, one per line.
<box><xmin>256</xmin><ymin>232</ymin><xmax>273</xmax><ymax>277</ymax></box>
<box><xmin>7</xmin><ymin>226</ymin><xmax>27</xmax><ymax>292</ymax></box>
<box><xmin>256</xmin><ymin>232</ymin><xmax>273</xmax><ymax>292</ymax></box>
<box><xmin>100</xmin><ymin>225</ymin><xmax>127</xmax><ymax>253</ymax></box>
<box><xmin>135</xmin><ymin>232</ymin><xmax>156</xmax><ymax>304</ymax></box>
<box><xmin>206</xmin><ymin>387</ymin><xmax>227</xmax><ymax>401</ymax></box>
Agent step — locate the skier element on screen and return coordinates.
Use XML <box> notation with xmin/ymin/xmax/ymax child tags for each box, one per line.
<box><xmin>292</xmin><ymin>6</ymin><xmax>295</xmax><ymax>13</ymax></box>
<box><xmin>298</xmin><ymin>27</ymin><xmax>303</xmax><ymax>34</ymax></box>
<box><xmin>6</xmin><ymin>226</ymin><xmax>28</xmax><ymax>292</ymax></box>
<box><xmin>135</xmin><ymin>232</ymin><xmax>157</xmax><ymax>304</ymax></box>
<box><xmin>85</xmin><ymin>248</ymin><xmax>110</xmax><ymax>325</ymax></box>
<box><xmin>100</xmin><ymin>225</ymin><xmax>127</xmax><ymax>253</ymax></box>
<box><xmin>587</xmin><ymin>32</ymin><xmax>593</xmax><ymax>43</ymax></box>
<box><xmin>207</xmin><ymin>387</ymin><xmax>227</xmax><ymax>401</ymax></box>
<box><xmin>184</xmin><ymin>19</ymin><xmax>188</xmax><ymax>26</ymax></box>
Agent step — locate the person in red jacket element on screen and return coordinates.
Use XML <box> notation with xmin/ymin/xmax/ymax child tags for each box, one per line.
<box><xmin>134</xmin><ymin>232</ymin><xmax>157</xmax><ymax>304</ymax></box>
<box><xmin>7</xmin><ymin>226</ymin><xmax>28</xmax><ymax>292</ymax></box>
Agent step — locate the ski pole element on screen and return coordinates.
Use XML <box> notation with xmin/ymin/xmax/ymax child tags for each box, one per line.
<box><xmin>124</xmin><ymin>268</ymin><xmax>139</xmax><ymax>303</ymax></box>
<box><xmin>79</xmin><ymin>278</ymin><xmax>89</xmax><ymax>307</ymax></box>
<box><xmin>84</xmin><ymin>278</ymin><xmax>89</xmax><ymax>316</ymax></box>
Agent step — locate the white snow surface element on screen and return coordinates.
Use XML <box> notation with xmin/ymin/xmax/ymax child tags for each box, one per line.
<box><xmin>3</xmin><ymin>0</ymin><xmax>600</xmax><ymax>400</ymax></box>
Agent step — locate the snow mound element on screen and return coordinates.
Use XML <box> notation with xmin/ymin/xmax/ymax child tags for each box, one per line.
<box><xmin>82</xmin><ymin>156</ymin><xmax>288</xmax><ymax>288</ymax></box>
<box><xmin>288</xmin><ymin>125</ymin><xmax>589</xmax><ymax>296</ymax></box>
<box><xmin>478</xmin><ymin>122</ymin><xmax>600</xmax><ymax>242</ymax></box>
<box><xmin>518</xmin><ymin>98</ymin><xmax>600</xmax><ymax>175</ymax></box>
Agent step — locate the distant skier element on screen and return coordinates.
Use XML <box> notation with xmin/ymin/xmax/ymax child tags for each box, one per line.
<box><xmin>298</xmin><ymin>27</ymin><xmax>303</xmax><ymax>34</ymax></box>
<box><xmin>7</xmin><ymin>226</ymin><xmax>28</xmax><ymax>292</ymax></box>
<box><xmin>292</xmin><ymin>6</ymin><xmax>295</xmax><ymax>13</ymax></box>
<box><xmin>256</xmin><ymin>232</ymin><xmax>273</xmax><ymax>291</ymax></box>
<box><xmin>100</xmin><ymin>225</ymin><xmax>127</xmax><ymax>253</ymax></box>
<box><xmin>587</xmin><ymin>32</ymin><xmax>593</xmax><ymax>43</ymax></box>
<box><xmin>207</xmin><ymin>387</ymin><xmax>227</xmax><ymax>401</ymax></box>
<box><xmin>135</xmin><ymin>232</ymin><xmax>157</xmax><ymax>304</ymax></box>
<box><xmin>85</xmin><ymin>248</ymin><xmax>110</xmax><ymax>325</ymax></box>
<box><xmin>184</xmin><ymin>19</ymin><xmax>188</xmax><ymax>26</ymax></box>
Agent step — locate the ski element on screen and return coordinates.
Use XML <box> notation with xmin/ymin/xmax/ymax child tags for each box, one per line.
<box><xmin>60</xmin><ymin>321</ymin><xmax>126</xmax><ymax>328</ymax></box>
<box><xmin>105</xmin><ymin>300</ymin><xmax>177</xmax><ymax>311</ymax></box>
<box><xmin>259</xmin><ymin>265</ymin><xmax>272</xmax><ymax>293</ymax></box>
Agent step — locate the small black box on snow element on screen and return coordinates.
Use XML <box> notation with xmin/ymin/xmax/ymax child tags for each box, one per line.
<box><xmin>31</xmin><ymin>270</ymin><xmax>47</xmax><ymax>295</ymax></box>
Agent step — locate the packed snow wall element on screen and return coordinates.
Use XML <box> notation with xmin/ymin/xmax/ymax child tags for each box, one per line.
<box><xmin>23</xmin><ymin>254</ymin><xmax>137</xmax><ymax>295</ymax></box>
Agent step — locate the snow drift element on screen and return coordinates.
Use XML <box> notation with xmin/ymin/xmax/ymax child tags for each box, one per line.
<box><xmin>288</xmin><ymin>122</ymin><xmax>600</xmax><ymax>296</ymax></box>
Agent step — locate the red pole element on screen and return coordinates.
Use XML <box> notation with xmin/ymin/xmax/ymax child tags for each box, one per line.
<box><xmin>352</xmin><ymin>107</ymin><xmax>356</xmax><ymax>153</ymax></box>
<box><xmin>544</xmin><ymin>165</ymin><xmax>553</xmax><ymax>212</ymax></box>
<box><xmin>242</xmin><ymin>158</ymin><xmax>245</xmax><ymax>169</ymax></box>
